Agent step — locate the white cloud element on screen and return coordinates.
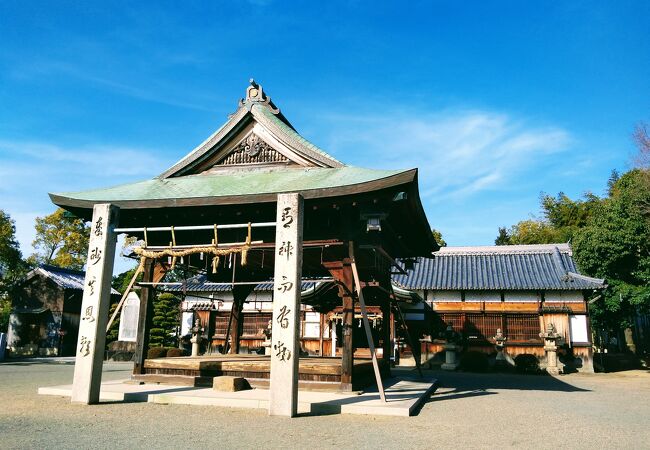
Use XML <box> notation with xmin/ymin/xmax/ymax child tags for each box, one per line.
<box><xmin>0</xmin><ymin>139</ymin><xmax>170</xmax><ymax>259</ymax></box>
<box><xmin>317</xmin><ymin>108</ymin><xmax>571</xmax><ymax>203</ymax></box>
<box><xmin>0</xmin><ymin>140</ymin><xmax>167</xmax><ymax>192</ymax></box>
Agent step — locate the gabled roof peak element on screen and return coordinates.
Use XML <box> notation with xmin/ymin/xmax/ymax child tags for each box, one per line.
<box><xmin>238</xmin><ymin>79</ymin><xmax>280</xmax><ymax>114</ymax></box>
<box><xmin>158</xmin><ymin>80</ymin><xmax>343</xmax><ymax>178</ymax></box>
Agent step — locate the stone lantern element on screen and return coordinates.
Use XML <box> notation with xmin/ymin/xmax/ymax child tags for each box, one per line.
<box><xmin>190</xmin><ymin>318</ymin><xmax>204</xmax><ymax>357</ymax></box>
<box><xmin>493</xmin><ymin>328</ymin><xmax>507</xmax><ymax>367</ymax></box>
<box><xmin>261</xmin><ymin>319</ymin><xmax>273</xmax><ymax>355</ymax></box>
<box><xmin>441</xmin><ymin>323</ymin><xmax>461</xmax><ymax>371</ymax></box>
<box><xmin>540</xmin><ymin>322</ymin><xmax>563</xmax><ymax>375</ymax></box>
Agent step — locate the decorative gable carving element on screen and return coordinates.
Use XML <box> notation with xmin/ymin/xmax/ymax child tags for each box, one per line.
<box><xmin>217</xmin><ymin>133</ymin><xmax>290</xmax><ymax>166</ymax></box>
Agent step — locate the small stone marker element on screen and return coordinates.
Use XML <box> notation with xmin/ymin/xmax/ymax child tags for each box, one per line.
<box><xmin>269</xmin><ymin>193</ymin><xmax>304</xmax><ymax>417</ymax></box>
<box><xmin>213</xmin><ymin>376</ymin><xmax>251</xmax><ymax>392</ymax></box>
<box><xmin>71</xmin><ymin>203</ymin><xmax>119</xmax><ymax>404</ymax></box>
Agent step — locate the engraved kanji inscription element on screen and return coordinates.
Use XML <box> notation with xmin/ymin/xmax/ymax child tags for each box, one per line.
<box><xmin>81</xmin><ymin>305</ymin><xmax>95</xmax><ymax>323</ymax></box>
<box><xmin>278</xmin><ymin>241</ymin><xmax>294</xmax><ymax>261</ymax></box>
<box><xmin>276</xmin><ymin>305</ymin><xmax>291</xmax><ymax>329</ymax></box>
<box><xmin>276</xmin><ymin>275</ymin><xmax>294</xmax><ymax>293</ymax></box>
<box><xmin>89</xmin><ymin>247</ymin><xmax>102</xmax><ymax>265</ymax></box>
<box><xmin>281</xmin><ymin>207</ymin><xmax>293</xmax><ymax>228</ymax></box>
<box><xmin>87</xmin><ymin>276</ymin><xmax>96</xmax><ymax>295</ymax></box>
<box><xmin>79</xmin><ymin>336</ymin><xmax>91</xmax><ymax>356</ymax></box>
<box><xmin>273</xmin><ymin>340</ymin><xmax>292</xmax><ymax>361</ymax></box>
<box><xmin>94</xmin><ymin>217</ymin><xmax>104</xmax><ymax>237</ymax></box>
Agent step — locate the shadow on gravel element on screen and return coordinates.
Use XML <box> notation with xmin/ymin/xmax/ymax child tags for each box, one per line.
<box><xmin>0</xmin><ymin>359</ymin><xmax>75</xmax><ymax>366</ymax></box>
<box><xmin>425</xmin><ymin>370</ymin><xmax>589</xmax><ymax>404</ymax></box>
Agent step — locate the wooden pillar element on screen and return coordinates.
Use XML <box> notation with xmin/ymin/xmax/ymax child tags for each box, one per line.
<box><xmin>324</xmin><ymin>258</ymin><xmax>354</xmax><ymax>391</ymax></box>
<box><xmin>269</xmin><ymin>193</ymin><xmax>304</xmax><ymax>417</ymax></box>
<box><xmin>132</xmin><ymin>258</ymin><xmax>155</xmax><ymax>375</ymax></box>
<box><xmin>228</xmin><ymin>285</ymin><xmax>253</xmax><ymax>354</ymax></box>
<box><xmin>319</xmin><ymin>313</ymin><xmax>325</xmax><ymax>357</ymax></box>
<box><xmin>381</xmin><ymin>300</ymin><xmax>391</xmax><ymax>365</ymax></box>
<box><xmin>71</xmin><ymin>203</ymin><xmax>119</xmax><ymax>404</ymax></box>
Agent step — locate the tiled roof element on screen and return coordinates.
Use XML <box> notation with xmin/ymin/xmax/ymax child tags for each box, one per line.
<box><xmin>30</xmin><ymin>264</ymin><xmax>121</xmax><ymax>295</ymax></box>
<box><xmin>163</xmin><ymin>275</ymin><xmax>320</xmax><ymax>293</ymax></box>
<box><xmin>393</xmin><ymin>244</ymin><xmax>605</xmax><ymax>291</ymax></box>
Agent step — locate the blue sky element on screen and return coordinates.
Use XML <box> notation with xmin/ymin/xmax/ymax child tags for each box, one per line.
<box><xmin>1</xmin><ymin>1</ymin><xmax>648</xmax><ymax>273</ymax></box>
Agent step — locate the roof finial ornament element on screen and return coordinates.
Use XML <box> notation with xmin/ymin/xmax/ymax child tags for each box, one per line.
<box><xmin>239</xmin><ymin>78</ymin><xmax>279</xmax><ymax>114</ymax></box>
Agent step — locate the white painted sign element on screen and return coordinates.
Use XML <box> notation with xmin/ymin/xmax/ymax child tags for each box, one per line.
<box><xmin>269</xmin><ymin>193</ymin><xmax>304</xmax><ymax>417</ymax></box>
<box><xmin>181</xmin><ymin>311</ymin><xmax>194</xmax><ymax>336</ymax></box>
<box><xmin>570</xmin><ymin>315</ymin><xmax>589</xmax><ymax>343</ymax></box>
<box><xmin>118</xmin><ymin>292</ymin><xmax>140</xmax><ymax>342</ymax></box>
<box><xmin>71</xmin><ymin>203</ymin><xmax>119</xmax><ymax>404</ymax></box>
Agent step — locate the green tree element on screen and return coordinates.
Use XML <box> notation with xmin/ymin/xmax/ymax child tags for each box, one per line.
<box><xmin>149</xmin><ymin>292</ymin><xmax>180</xmax><ymax>348</ymax></box>
<box><xmin>572</xmin><ymin>170</ymin><xmax>650</xmax><ymax>333</ymax></box>
<box><xmin>633</xmin><ymin>123</ymin><xmax>650</xmax><ymax>219</ymax></box>
<box><xmin>31</xmin><ymin>208</ymin><xmax>90</xmax><ymax>270</ymax></box>
<box><xmin>506</xmin><ymin>219</ymin><xmax>567</xmax><ymax>245</ymax></box>
<box><xmin>0</xmin><ymin>210</ymin><xmax>30</xmax><ymax>332</ymax></box>
<box><xmin>496</xmin><ymin>190</ymin><xmax>602</xmax><ymax>246</ymax></box>
<box><xmin>112</xmin><ymin>265</ymin><xmax>141</xmax><ymax>296</ymax></box>
<box><xmin>432</xmin><ymin>229</ymin><xmax>447</xmax><ymax>247</ymax></box>
<box><xmin>494</xmin><ymin>227</ymin><xmax>512</xmax><ymax>245</ymax></box>
<box><xmin>0</xmin><ymin>210</ymin><xmax>27</xmax><ymax>290</ymax></box>
<box><xmin>540</xmin><ymin>191</ymin><xmax>600</xmax><ymax>239</ymax></box>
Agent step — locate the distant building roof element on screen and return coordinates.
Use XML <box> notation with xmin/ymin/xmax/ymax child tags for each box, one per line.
<box><xmin>164</xmin><ymin>275</ymin><xmax>421</xmax><ymax>303</ymax></box>
<box><xmin>164</xmin><ymin>275</ymin><xmax>320</xmax><ymax>293</ymax></box>
<box><xmin>393</xmin><ymin>243</ymin><xmax>605</xmax><ymax>291</ymax></box>
<box><xmin>26</xmin><ymin>264</ymin><xmax>120</xmax><ymax>295</ymax></box>
<box><xmin>163</xmin><ymin>244</ymin><xmax>603</xmax><ymax>296</ymax></box>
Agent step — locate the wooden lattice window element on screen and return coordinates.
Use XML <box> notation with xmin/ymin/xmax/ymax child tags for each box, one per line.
<box><xmin>504</xmin><ymin>314</ymin><xmax>540</xmax><ymax>342</ymax></box>
<box><xmin>242</xmin><ymin>313</ymin><xmax>272</xmax><ymax>336</ymax></box>
<box><xmin>436</xmin><ymin>312</ymin><xmax>540</xmax><ymax>343</ymax></box>
<box><xmin>213</xmin><ymin>312</ymin><xmax>229</xmax><ymax>336</ymax></box>
<box><xmin>464</xmin><ymin>313</ymin><xmax>503</xmax><ymax>341</ymax></box>
<box><xmin>438</xmin><ymin>313</ymin><xmax>463</xmax><ymax>332</ymax></box>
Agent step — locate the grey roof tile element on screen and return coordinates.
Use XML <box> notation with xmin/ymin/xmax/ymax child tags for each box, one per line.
<box><xmin>393</xmin><ymin>244</ymin><xmax>605</xmax><ymax>291</ymax></box>
<box><xmin>34</xmin><ymin>265</ymin><xmax>121</xmax><ymax>295</ymax></box>
<box><xmin>163</xmin><ymin>244</ymin><xmax>605</xmax><ymax>295</ymax></box>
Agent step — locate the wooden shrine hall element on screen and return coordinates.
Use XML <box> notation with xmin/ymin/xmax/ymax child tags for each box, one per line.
<box><xmin>49</xmin><ymin>80</ymin><xmax>437</xmax><ymax>416</ymax></box>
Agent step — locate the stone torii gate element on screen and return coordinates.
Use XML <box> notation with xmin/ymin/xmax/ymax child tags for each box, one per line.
<box><xmin>71</xmin><ymin>194</ymin><xmax>306</xmax><ymax>416</ymax></box>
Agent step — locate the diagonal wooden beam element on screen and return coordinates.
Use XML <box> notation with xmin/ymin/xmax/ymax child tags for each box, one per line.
<box><xmin>349</xmin><ymin>242</ymin><xmax>386</xmax><ymax>403</ymax></box>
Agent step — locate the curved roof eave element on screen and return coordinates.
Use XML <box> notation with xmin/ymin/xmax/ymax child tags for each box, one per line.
<box><xmin>49</xmin><ymin>168</ymin><xmax>418</xmax><ymax>211</ymax></box>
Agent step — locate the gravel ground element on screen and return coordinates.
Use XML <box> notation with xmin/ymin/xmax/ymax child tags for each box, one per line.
<box><xmin>0</xmin><ymin>360</ymin><xmax>649</xmax><ymax>450</ymax></box>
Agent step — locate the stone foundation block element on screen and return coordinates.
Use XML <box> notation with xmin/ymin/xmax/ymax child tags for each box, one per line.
<box><xmin>212</xmin><ymin>376</ymin><xmax>251</xmax><ymax>392</ymax></box>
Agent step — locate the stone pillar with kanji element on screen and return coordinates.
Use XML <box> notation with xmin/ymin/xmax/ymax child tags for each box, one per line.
<box><xmin>269</xmin><ymin>193</ymin><xmax>304</xmax><ymax>417</ymax></box>
<box><xmin>71</xmin><ymin>203</ymin><xmax>119</xmax><ymax>404</ymax></box>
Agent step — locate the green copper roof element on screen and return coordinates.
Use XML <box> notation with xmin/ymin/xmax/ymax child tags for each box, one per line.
<box><xmin>50</xmin><ymin>166</ymin><xmax>415</xmax><ymax>208</ymax></box>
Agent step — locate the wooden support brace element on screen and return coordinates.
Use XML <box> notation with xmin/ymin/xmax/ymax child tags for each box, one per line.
<box><xmin>349</xmin><ymin>242</ymin><xmax>386</xmax><ymax>403</ymax></box>
<box><xmin>105</xmin><ymin>260</ymin><xmax>144</xmax><ymax>332</ymax></box>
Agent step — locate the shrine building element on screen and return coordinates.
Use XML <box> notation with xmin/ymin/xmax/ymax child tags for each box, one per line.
<box><xmin>49</xmin><ymin>80</ymin><xmax>437</xmax><ymax>414</ymax></box>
